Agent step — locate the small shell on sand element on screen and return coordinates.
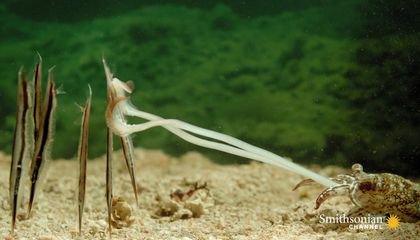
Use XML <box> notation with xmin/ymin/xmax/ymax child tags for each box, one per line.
<box><xmin>111</xmin><ymin>197</ymin><xmax>135</xmax><ymax>228</ymax></box>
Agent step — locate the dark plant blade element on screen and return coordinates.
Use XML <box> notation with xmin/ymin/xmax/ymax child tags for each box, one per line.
<box><xmin>120</xmin><ymin>136</ymin><xmax>139</xmax><ymax>206</ymax></box>
<box><xmin>103</xmin><ymin>58</ymin><xmax>114</xmax><ymax>236</ymax></box>
<box><xmin>106</xmin><ymin>128</ymin><xmax>113</xmax><ymax>237</ymax></box>
<box><xmin>102</xmin><ymin>58</ymin><xmax>115</xmax><ymax>99</ymax></box>
<box><xmin>28</xmin><ymin>68</ymin><xmax>57</xmax><ymax>216</ymax></box>
<box><xmin>77</xmin><ymin>85</ymin><xmax>92</xmax><ymax>235</ymax></box>
<box><xmin>9</xmin><ymin>69</ymin><xmax>33</xmax><ymax>233</ymax></box>
<box><xmin>32</xmin><ymin>54</ymin><xmax>42</xmax><ymax>141</ymax></box>
<box><xmin>102</xmin><ymin>58</ymin><xmax>139</xmax><ymax>206</ymax></box>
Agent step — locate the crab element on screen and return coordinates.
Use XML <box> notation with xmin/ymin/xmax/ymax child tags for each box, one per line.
<box><xmin>294</xmin><ymin>163</ymin><xmax>420</xmax><ymax>222</ymax></box>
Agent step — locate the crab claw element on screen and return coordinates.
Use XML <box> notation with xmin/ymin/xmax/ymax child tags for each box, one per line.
<box><xmin>315</xmin><ymin>184</ymin><xmax>350</xmax><ymax>209</ymax></box>
<box><xmin>293</xmin><ymin>179</ymin><xmax>316</xmax><ymax>191</ymax></box>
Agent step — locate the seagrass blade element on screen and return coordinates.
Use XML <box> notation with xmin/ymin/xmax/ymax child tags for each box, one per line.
<box><xmin>77</xmin><ymin>85</ymin><xmax>92</xmax><ymax>235</ymax></box>
<box><xmin>9</xmin><ymin>69</ymin><xmax>33</xmax><ymax>233</ymax></box>
<box><xmin>106</xmin><ymin>128</ymin><xmax>113</xmax><ymax>237</ymax></box>
<box><xmin>120</xmin><ymin>136</ymin><xmax>139</xmax><ymax>206</ymax></box>
<box><xmin>33</xmin><ymin>54</ymin><xmax>42</xmax><ymax>141</ymax></box>
<box><xmin>28</xmin><ymin>68</ymin><xmax>57</xmax><ymax>216</ymax></box>
<box><xmin>103</xmin><ymin>58</ymin><xmax>114</xmax><ymax>237</ymax></box>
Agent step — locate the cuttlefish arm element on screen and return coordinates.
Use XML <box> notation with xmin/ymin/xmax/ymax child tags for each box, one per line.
<box><xmin>104</xmin><ymin>73</ymin><xmax>336</xmax><ymax>188</ymax></box>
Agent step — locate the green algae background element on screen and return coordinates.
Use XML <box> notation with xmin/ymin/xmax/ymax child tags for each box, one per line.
<box><xmin>0</xmin><ymin>0</ymin><xmax>418</xmax><ymax>176</ymax></box>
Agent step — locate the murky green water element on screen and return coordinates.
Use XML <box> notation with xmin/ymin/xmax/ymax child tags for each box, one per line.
<box><xmin>0</xmin><ymin>0</ymin><xmax>418</xmax><ymax>176</ymax></box>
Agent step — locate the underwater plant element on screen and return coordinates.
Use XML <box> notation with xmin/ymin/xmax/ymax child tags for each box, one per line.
<box><xmin>8</xmin><ymin>56</ymin><xmax>58</xmax><ymax>233</ymax></box>
<box><xmin>9</xmin><ymin>68</ymin><xmax>33</xmax><ymax>234</ymax></box>
<box><xmin>28</xmin><ymin>66</ymin><xmax>57</xmax><ymax>217</ymax></box>
<box><xmin>77</xmin><ymin>85</ymin><xmax>92</xmax><ymax>235</ymax></box>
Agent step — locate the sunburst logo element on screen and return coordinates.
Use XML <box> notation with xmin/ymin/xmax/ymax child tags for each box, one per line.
<box><xmin>386</xmin><ymin>214</ymin><xmax>400</xmax><ymax>229</ymax></box>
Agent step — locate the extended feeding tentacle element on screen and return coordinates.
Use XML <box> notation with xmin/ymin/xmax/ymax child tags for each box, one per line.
<box><xmin>103</xmin><ymin>60</ymin><xmax>336</xmax><ymax>188</ymax></box>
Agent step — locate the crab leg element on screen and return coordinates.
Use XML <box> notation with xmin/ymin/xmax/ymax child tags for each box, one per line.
<box><xmin>293</xmin><ymin>179</ymin><xmax>317</xmax><ymax>191</ymax></box>
<box><xmin>315</xmin><ymin>184</ymin><xmax>349</xmax><ymax>209</ymax></box>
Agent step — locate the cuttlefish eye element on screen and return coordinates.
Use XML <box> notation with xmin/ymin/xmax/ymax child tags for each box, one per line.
<box><xmin>126</xmin><ymin>80</ymin><xmax>135</xmax><ymax>91</ymax></box>
<box><xmin>112</xmin><ymin>78</ymin><xmax>134</xmax><ymax>94</ymax></box>
<box><xmin>352</xmin><ymin>163</ymin><xmax>363</xmax><ymax>173</ymax></box>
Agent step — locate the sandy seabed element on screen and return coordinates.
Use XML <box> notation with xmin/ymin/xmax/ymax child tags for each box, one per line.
<box><xmin>0</xmin><ymin>150</ymin><xmax>418</xmax><ymax>240</ymax></box>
